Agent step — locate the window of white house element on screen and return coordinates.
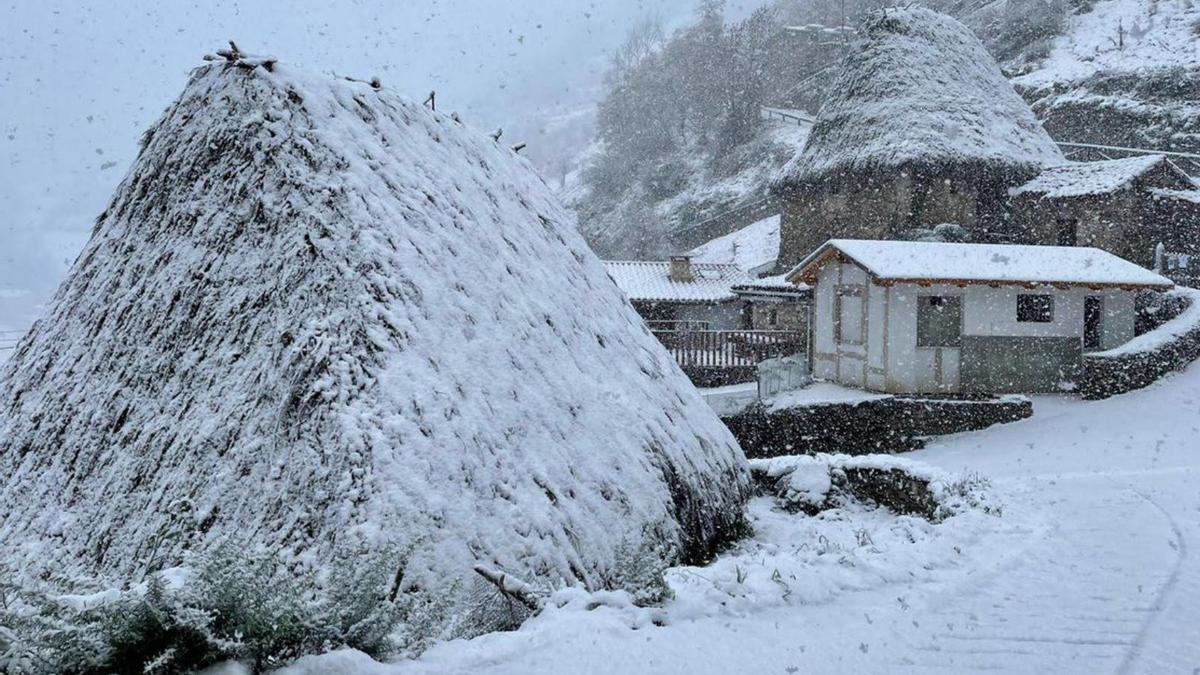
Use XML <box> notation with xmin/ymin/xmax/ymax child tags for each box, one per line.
<box><xmin>917</xmin><ymin>295</ymin><xmax>962</xmax><ymax>347</ymax></box>
<box><xmin>768</xmin><ymin>308</ymin><xmax>779</xmax><ymax>327</ymax></box>
<box><xmin>834</xmin><ymin>286</ymin><xmax>864</xmax><ymax>345</ymax></box>
<box><xmin>1017</xmin><ymin>294</ymin><xmax>1054</xmax><ymax>323</ymax></box>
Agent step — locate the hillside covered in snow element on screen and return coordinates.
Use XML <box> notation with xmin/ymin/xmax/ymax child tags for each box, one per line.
<box><xmin>1011</xmin><ymin>0</ymin><xmax>1200</xmax><ymax>154</ymax></box>
<box><xmin>570</xmin><ymin>0</ymin><xmax>1197</xmax><ymax>261</ymax></box>
<box><xmin>0</xmin><ymin>52</ymin><xmax>750</xmax><ymax>648</ymax></box>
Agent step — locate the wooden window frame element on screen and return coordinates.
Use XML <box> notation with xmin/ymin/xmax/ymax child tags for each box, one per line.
<box><xmin>916</xmin><ymin>294</ymin><xmax>963</xmax><ymax>348</ymax></box>
<box><xmin>1017</xmin><ymin>294</ymin><xmax>1054</xmax><ymax>323</ymax></box>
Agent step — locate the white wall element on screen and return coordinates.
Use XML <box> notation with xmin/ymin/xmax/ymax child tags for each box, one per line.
<box><xmin>810</xmin><ymin>260</ymin><xmax>1141</xmax><ymax>393</ymax></box>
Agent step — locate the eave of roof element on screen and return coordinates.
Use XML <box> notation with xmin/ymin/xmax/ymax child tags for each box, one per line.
<box><xmin>786</xmin><ymin>240</ymin><xmax>1174</xmax><ymax>290</ymax></box>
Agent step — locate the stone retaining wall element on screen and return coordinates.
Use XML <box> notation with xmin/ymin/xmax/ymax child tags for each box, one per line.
<box><xmin>1080</xmin><ymin>289</ymin><xmax>1200</xmax><ymax>400</ymax></box>
<box><xmin>683</xmin><ymin>366</ymin><xmax>757</xmax><ymax>388</ymax></box>
<box><xmin>722</xmin><ymin>395</ymin><xmax>1032</xmax><ymax>458</ymax></box>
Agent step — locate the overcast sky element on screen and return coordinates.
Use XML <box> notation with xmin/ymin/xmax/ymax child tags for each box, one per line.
<box><xmin>0</xmin><ymin>0</ymin><xmax>775</xmax><ymax>326</ymax></box>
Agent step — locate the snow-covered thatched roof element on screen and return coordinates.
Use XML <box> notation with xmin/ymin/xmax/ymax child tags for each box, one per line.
<box><xmin>0</xmin><ymin>54</ymin><xmax>749</xmax><ymax>621</ymax></box>
<box><xmin>1012</xmin><ymin>155</ymin><xmax>1196</xmax><ymax>199</ymax></box>
<box><xmin>604</xmin><ymin>260</ymin><xmax>753</xmax><ymax>303</ymax></box>
<box><xmin>777</xmin><ymin>7</ymin><xmax>1064</xmax><ymax>186</ymax></box>
<box><xmin>788</xmin><ymin>239</ymin><xmax>1173</xmax><ymax>289</ymax></box>
<box><xmin>688</xmin><ymin>215</ymin><xmax>781</xmax><ymax>277</ymax></box>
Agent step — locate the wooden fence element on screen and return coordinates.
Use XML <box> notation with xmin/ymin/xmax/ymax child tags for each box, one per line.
<box><xmin>651</xmin><ymin>329</ymin><xmax>807</xmax><ymax>369</ymax></box>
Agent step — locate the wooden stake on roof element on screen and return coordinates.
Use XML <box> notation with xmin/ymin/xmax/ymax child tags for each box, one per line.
<box><xmin>217</xmin><ymin>41</ymin><xmax>242</xmax><ymax>62</ymax></box>
<box><xmin>424</xmin><ymin>91</ymin><xmax>436</xmax><ymax>110</ymax></box>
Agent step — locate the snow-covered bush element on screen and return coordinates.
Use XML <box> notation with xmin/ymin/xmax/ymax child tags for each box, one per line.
<box><xmin>603</xmin><ymin>537</ymin><xmax>676</xmax><ymax>607</ymax></box>
<box><xmin>749</xmin><ymin>454</ymin><xmax>998</xmax><ymax>521</ymax></box>
<box><xmin>0</xmin><ymin>544</ymin><xmax>428</xmax><ymax>674</ymax></box>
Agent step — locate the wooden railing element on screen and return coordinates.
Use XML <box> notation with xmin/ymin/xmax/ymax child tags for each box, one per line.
<box><xmin>651</xmin><ymin>329</ymin><xmax>807</xmax><ymax>369</ymax></box>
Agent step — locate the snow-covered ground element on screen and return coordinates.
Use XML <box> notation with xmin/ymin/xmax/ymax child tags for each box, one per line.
<box><xmin>764</xmin><ymin>382</ymin><xmax>891</xmax><ymax>411</ymax></box>
<box><xmin>699</xmin><ymin>381</ymin><xmax>760</xmax><ymax>416</ymax></box>
<box><xmin>700</xmin><ymin>381</ymin><xmax>891</xmax><ymax>417</ymax></box>
<box><xmin>1014</xmin><ymin>0</ymin><xmax>1200</xmax><ymax>87</ymax></box>
<box><xmin>277</xmin><ymin>358</ymin><xmax>1200</xmax><ymax>674</ymax></box>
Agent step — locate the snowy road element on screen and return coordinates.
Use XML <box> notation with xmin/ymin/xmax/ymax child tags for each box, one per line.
<box><xmin>286</xmin><ymin>364</ymin><xmax>1200</xmax><ymax>675</ymax></box>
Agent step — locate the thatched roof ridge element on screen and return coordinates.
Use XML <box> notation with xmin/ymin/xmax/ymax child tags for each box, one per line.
<box><xmin>776</xmin><ymin>7</ymin><xmax>1064</xmax><ymax>187</ymax></box>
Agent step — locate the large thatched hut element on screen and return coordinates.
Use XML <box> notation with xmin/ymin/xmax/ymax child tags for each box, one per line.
<box><xmin>0</xmin><ymin>53</ymin><xmax>750</xmax><ymax>643</ymax></box>
<box><xmin>773</xmin><ymin>7</ymin><xmax>1065</xmax><ymax>270</ymax></box>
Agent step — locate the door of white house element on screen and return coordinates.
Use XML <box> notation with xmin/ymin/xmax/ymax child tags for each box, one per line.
<box><xmin>834</xmin><ymin>285</ymin><xmax>867</xmax><ymax>388</ymax></box>
<box><xmin>1084</xmin><ymin>296</ymin><xmax>1103</xmax><ymax>351</ymax></box>
<box><xmin>917</xmin><ymin>294</ymin><xmax>963</xmax><ymax>393</ymax></box>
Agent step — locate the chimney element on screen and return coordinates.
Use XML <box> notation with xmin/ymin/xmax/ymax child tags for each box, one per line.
<box><xmin>669</xmin><ymin>255</ymin><xmax>694</xmax><ymax>282</ymax></box>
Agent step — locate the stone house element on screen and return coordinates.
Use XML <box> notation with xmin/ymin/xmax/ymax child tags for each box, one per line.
<box><xmin>786</xmin><ymin>239</ymin><xmax>1173</xmax><ymax>394</ymax></box>
<box><xmin>688</xmin><ymin>214</ymin><xmax>813</xmax><ymax>335</ymax></box>
<box><xmin>771</xmin><ymin>8</ymin><xmax>1065</xmax><ymax>272</ymax></box>
<box><xmin>1010</xmin><ymin>155</ymin><xmax>1200</xmax><ymax>269</ymax></box>
<box><xmin>731</xmin><ymin>275</ymin><xmax>811</xmax><ymax>333</ymax></box>
<box><xmin>603</xmin><ymin>257</ymin><xmax>752</xmax><ymax>330</ymax></box>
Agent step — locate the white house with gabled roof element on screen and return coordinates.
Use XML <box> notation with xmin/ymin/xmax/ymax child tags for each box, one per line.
<box><xmin>786</xmin><ymin>240</ymin><xmax>1173</xmax><ymax>394</ymax></box>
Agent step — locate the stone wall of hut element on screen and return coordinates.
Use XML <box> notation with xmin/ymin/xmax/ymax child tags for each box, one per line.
<box><xmin>748</xmin><ymin>300</ymin><xmax>809</xmax><ymax>333</ymax></box>
<box><xmin>776</xmin><ymin>169</ymin><xmax>1003</xmax><ymax>270</ymax></box>
<box><xmin>1010</xmin><ymin>191</ymin><xmax>1157</xmax><ymax>267</ymax></box>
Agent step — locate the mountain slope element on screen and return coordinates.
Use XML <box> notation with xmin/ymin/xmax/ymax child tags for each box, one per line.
<box><xmin>571</xmin><ymin>0</ymin><xmax>1197</xmax><ymax>263</ymax></box>
<box><xmin>0</xmin><ymin>55</ymin><xmax>750</xmax><ymax>627</ymax></box>
<box><xmin>1011</xmin><ymin>0</ymin><xmax>1200</xmax><ymax>154</ymax></box>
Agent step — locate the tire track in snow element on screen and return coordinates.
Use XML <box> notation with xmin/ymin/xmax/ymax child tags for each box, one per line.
<box><xmin>893</xmin><ymin>481</ymin><xmax>1175</xmax><ymax>673</ymax></box>
<box><xmin>1117</xmin><ymin>490</ymin><xmax>1186</xmax><ymax>674</ymax></box>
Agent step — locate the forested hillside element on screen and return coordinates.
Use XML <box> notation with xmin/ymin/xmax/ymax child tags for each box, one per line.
<box><xmin>574</xmin><ymin>0</ymin><xmax>1198</xmax><ymax>260</ymax></box>
<box><xmin>575</xmin><ymin>3</ymin><xmax>812</xmax><ymax>258</ymax></box>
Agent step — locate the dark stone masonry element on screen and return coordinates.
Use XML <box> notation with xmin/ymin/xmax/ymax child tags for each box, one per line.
<box><xmin>1080</xmin><ymin>326</ymin><xmax>1200</xmax><ymax>400</ymax></box>
<box><xmin>1080</xmin><ymin>291</ymin><xmax>1200</xmax><ymax>400</ymax></box>
<box><xmin>722</xmin><ymin>395</ymin><xmax>1033</xmax><ymax>458</ymax></box>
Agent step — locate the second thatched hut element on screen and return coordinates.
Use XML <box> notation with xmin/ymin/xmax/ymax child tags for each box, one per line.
<box><xmin>773</xmin><ymin>7</ymin><xmax>1065</xmax><ymax>270</ymax></box>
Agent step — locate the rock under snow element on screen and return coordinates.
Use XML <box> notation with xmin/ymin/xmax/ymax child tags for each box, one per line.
<box><xmin>687</xmin><ymin>214</ymin><xmax>782</xmax><ymax>277</ymax></box>
<box><xmin>0</xmin><ymin>56</ymin><xmax>749</xmax><ymax>620</ymax></box>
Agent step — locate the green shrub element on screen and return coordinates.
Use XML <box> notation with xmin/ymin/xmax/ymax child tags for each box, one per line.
<box><xmin>604</xmin><ymin>536</ymin><xmax>675</xmax><ymax>606</ymax></box>
<box><xmin>1</xmin><ymin>542</ymin><xmax>425</xmax><ymax>674</ymax></box>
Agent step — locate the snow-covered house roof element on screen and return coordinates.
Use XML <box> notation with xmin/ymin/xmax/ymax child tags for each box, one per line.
<box><xmin>1011</xmin><ymin>155</ymin><xmax>1196</xmax><ymax>199</ymax></box>
<box><xmin>732</xmin><ymin>274</ymin><xmax>811</xmax><ymax>299</ymax></box>
<box><xmin>688</xmin><ymin>214</ymin><xmax>781</xmax><ymax>276</ymax></box>
<box><xmin>0</xmin><ymin>54</ymin><xmax>749</xmax><ymax>617</ymax></box>
<box><xmin>776</xmin><ymin>7</ymin><xmax>1064</xmax><ymax>186</ymax></box>
<box><xmin>1151</xmin><ymin>188</ymin><xmax>1200</xmax><ymax>206</ymax></box>
<box><xmin>788</xmin><ymin>239</ymin><xmax>1173</xmax><ymax>289</ymax></box>
<box><xmin>604</xmin><ymin>261</ymin><xmax>753</xmax><ymax>303</ymax></box>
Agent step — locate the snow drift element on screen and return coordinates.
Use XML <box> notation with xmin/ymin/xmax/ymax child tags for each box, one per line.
<box><xmin>0</xmin><ymin>54</ymin><xmax>749</xmax><ymax>613</ymax></box>
<box><xmin>778</xmin><ymin>6</ymin><xmax>1065</xmax><ymax>185</ymax></box>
